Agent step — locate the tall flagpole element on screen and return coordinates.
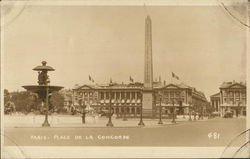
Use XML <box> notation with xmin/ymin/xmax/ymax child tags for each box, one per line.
<box><xmin>171</xmin><ymin>72</ymin><xmax>173</xmax><ymax>84</ymax></box>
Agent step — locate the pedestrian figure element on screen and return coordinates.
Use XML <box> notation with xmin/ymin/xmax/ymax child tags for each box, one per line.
<box><xmin>198</xmin><ymin>113</ymin><xmax>201</xmax><ymax>120</ymax></box>
<box><xmin>193</xmin><ymin>112</ymin><xmax>197</xmax><ymax>121</ymax></box>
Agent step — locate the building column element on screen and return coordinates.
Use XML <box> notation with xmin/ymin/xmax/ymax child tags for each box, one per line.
<box><xmin>220</xmin><ymin>106</ymin><xmax>222</xmax><ymax>117</ymax></box>
<box><xmin>220</xmin><ymin>90</ymin><xmax>223</xmax><ymax>105</ymax></box>
<box><xmin>119</xmin><ymin>107</ymin><xmax>122</xmax><ymax>117</ymax></box>
<box><xmin>124</xmin><ymin>91</ymin><xmax>126</xmax><ymax>102</ymax></box>
<box><xmin>104</xmin><ymin>91</ymin><xmax>106</xmax><ymax>105</ymax></box>
<box><xmin>124</xmin><ymin>91</ymin><xmax>127</xmax><ymax>111</ymax></box>
<box><xmin>214</xmin><ymin>100</ymin><xmax>215</xmax><ymax>111</ymax></box>
<box><xmin>215</xmin><ymin>100</ymin><xmax>219</xmax><ymax>112</ymax></box>
<box><xmin>130</xmin><ymin>91</ymin><xmax>132</xmax><ymax>105</ymax></box>
<box><xmin>240</xmin><ymin>91</ymin><xmax>243</xmax><ymax>116</ymax></box>
<box><xmin>119</xmin><ymin>92</ymin><xmax>122</xmax><ymax>104</ymax></box>
<box><xmin>239</xmin><ymin>91</ymin><xmax>242</xmax><ymax>103</ymax></box>
<box><xmin>220</xmin><ymin>90</ymin><xmax>223</xmax><ymax>117</ymax></box>
<box><xmin>135</xmin><ymin>91</ymin><xmax>137</xmax><ymax>106</ymax></box>
<box><xmin>215</xmin><ymin>100</ymin><xmax>216</xmax><ymax>111</ymax></box>
<box><xmin>134</xmin><ymin>107</ymin><xmax>137</xmax><ymax>117</ymax></box>
<box><xmin>239</xmin><ymin>91</ymin><xmax>241</xmax><ymax>116</ymax></box>
<box><xmin>233</xmin><ymin>90</ymin><xmax>236</xmax><ymax>106</ymax></box>
<box><xmin>88</xmin><ymin>91</ymin><xmax>90</xmax><ymax>105</ymax></box>
<box><xmin>212</xmin><ymin>100</ymin><xmax>214</xmax><ymax>110</ymax></box>
<box><xmin>184</xmin><ymin>90</ymin><xmax>186</xmax><ymax>104</ymax></box>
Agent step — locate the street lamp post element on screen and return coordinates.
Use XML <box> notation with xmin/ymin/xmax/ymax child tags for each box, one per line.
<box><xmin>201</xmin><ymin>105</ymin><xmax>204</xmax><ymax>120</ymax></box>
<box><xmin>193</xmin><ymin>109</ymin><xmax>197</xmax><ymax>121</ymax></box>
<box><xmin>171</xmin><ymin>100</ymin><xmax>176</xmax><ymax>123</ymax></box>
<box><xmin>82</xmin><ymin>103</ymin><xmax>86</xmax><ymax>124</ymax></box>
<box><xmin>42</xmin><ymin>85</ymin><xmax>50</xmax><ymax>127</ymax></box>
<box><xmin>123</xmin><ymin>96</ymin><xmax>128</xmax><ymax>121</ymax></box>
<box><xmin>188</xmin><ymin>102</ymin><xmax>192</xmax><ymax>121</ymax></box>
<box><xmin>237</xmin><ymin>101</ymin><xmax>241</xmax><ymax>118</ymax></box>
<box><xmin>189</xmin><ymin>109</ymin><xmax>192</xmax><ymax>121</ymax></box>
<box><xmin>78</xmin><ymin>99</ymin><xmax>86</xmax><ymax>124</ymax></box>
<box><xmin>138</xmin><ymin>104</ymin><xmax>145</xmax><ymax>126</ymax></box>
<box><xmin>158</xmin><ymin>95</ymin><xmax>163</xmax><ymax>125</ymax></box>
<box><xmin>106</xmin><ymin>89</ymin><xmax>114</xmax><ymax>127</ymax></box>
<box><xmin>138</xmin><ymin>93</ymin><xmax>144</xmax><ymax>126</ymax></box>
<box><xmin>178</xmin><ymin>91</ymin><xmax>184</xmax><ymax>119</ymax></box>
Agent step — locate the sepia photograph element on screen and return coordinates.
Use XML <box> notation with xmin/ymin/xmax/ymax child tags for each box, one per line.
<box><xmin>1</xmin><ymin>0</ymin><xmax>250</xmax><ymax>158</ymax></box>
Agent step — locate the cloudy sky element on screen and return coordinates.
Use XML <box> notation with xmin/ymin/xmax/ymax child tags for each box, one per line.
<box><xmin>3</xmin><ymin>5</ymin><xmax>247</xmax><ymax>99</ymax></box>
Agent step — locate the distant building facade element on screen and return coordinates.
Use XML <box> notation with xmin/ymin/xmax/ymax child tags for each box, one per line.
<box><xmin>73</xmin><ymin>82</ymin><xmax>143</xmax><ymax>117</ymax></box>
<box><xmin>154</xmin><ymin>83</ymin><xmax>208</xmax><ymax>116</ymax></box>
<box><xmin>60</xmin><ymin>89</ymin><xmax>73</xmax><ymax>112</ymax></box>
<box><xmin>72</xmin><ymin>81</ymin><xmax>208</xmax><ymax>117</ymax></box>
<box><xmin>210</xmin><ymin>93</ymin><xmax>220</xmax><ymax>112</ymax></box>
<box><xmin>210</xmin><ymin>81</ymin><xmax>246</xmax><ymax>117</ymax></box>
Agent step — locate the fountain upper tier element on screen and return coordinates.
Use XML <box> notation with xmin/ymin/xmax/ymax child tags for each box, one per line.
<box><xmin>33</xmin><ymin>61</ymin><xmax>55</xmax><ymax>71</ymax></box>
<box><xmin>23</xmin><ymin>61</ymin><xmax>63</xmax><ymax>94</ymax></box>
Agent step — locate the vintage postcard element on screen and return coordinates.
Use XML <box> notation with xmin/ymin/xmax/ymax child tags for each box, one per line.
<box><xmin>1</xmin><ymin>0</ymin><xmax>250</xmax><ymax>158</ymax></box>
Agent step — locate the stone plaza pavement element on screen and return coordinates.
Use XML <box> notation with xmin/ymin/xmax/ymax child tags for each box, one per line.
<box><xmin>4</xmin><ymin>114</ymin><xmax>209</xmax><ymax>128</ymax></box>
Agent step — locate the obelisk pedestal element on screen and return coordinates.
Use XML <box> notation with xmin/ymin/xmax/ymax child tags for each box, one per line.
<box><xmin>142</xmin><ymin>89</ymin><xmax>154</xmax><ymax>118</ymax></box>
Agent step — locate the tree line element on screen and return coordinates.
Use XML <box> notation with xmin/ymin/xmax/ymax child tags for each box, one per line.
<box><xmin>4</xmin><ymin>89</ymin><xmax>66</xmax><ymax>114</ymax></box>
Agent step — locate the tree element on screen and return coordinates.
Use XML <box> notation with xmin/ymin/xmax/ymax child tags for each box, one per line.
<box><xmin>205</xmin><ymin>102</ymin><xmax>215</xmax><ymax>116</ymax></box>
<box><xmin>10</xmin><ymin>91</ymin><xmax>35</xmax><ymax>113</ymax></box>
<box><xmin>4</xmin><ymin>89</ymin><xmax>66</xmax><ymax>114</ymax></box>
<box><xmin>4</xmin><ymin>89</ymin><xmax>16</xmax><ymax>114</ymax></box>
<box><xmin>50</xmin><ymin>91</ymin><xmax>65</xmax><ymax>113</ymax></box>
<box><xmin>4</xmin><ymin>89</ymin><xmax>10</xmax><ymax>105</ymax></box>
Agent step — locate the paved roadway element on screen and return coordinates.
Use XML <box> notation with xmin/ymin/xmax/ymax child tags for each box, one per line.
<box><xmin>4</xmin><ymin>117</ymin><xmax>246</xmax><ymax>147</ymax></box>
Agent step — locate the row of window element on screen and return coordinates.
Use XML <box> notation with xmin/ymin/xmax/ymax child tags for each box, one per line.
<box><xmin>223</xmin><ymin>98</ymin><xmax>246</xmax><ymax>104</ymax></box>
<box><xmin>76</xmin><ymin>92</ymin><xmax>142</xmax><ymax>99</ymax></box>
<box><xmin>100</xmin><ymin>92</ymin><xmax>141</xmax><ymax>100</ymax></box>
<box><xmin>76</xmin><ymin>91</ymin><xmax>194</xmax><ymax>100</ymax></box>
<box><xmin>223</xmin><ymin>91</ymin><xmax>246</xmax><ymax>98</ymax></box>
<box><xmin>77</xmin><ymin>91</ymin><xmax>188</xmax><ymax>98</ymax></box>
<box><xmin>77</xmin><ymin>92</ymin><xmax>97</xmax><ymax>97</ymax></box>
<box><xmin>159</xmin><ymin>91</ymin><xmax>186</xmax><ymax>98</ymax></box>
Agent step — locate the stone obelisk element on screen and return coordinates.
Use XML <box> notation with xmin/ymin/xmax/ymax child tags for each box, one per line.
<box><xmin>142</xmin><ymin>15</ymin><xmax>154</xmax><ymax>117</ymax></box>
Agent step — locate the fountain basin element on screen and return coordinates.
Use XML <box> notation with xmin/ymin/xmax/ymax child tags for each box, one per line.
<box><xmin>22</xmin><ymin>85</ymin><xmax>64</xmax><ymax>94</ymax></box>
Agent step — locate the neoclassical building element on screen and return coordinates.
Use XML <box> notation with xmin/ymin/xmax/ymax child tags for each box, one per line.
<box><xmin>73</xmin><ymin>82</ymin><xmax>143</xmax><ymax>117</ymax></box>
<box><xmin>154</xmin><ymin>83</ymin><xmax>208</xmax><ymax>116</ymax></box>
<box><xmin>210</xmin><ymin>81</ymin><xmax>246</xmax><ymax>117</ymax></box>
<box><xmin>72</xmin><ymin>81</ymin><xmax>208</xmax><ymax>117</ymax></box>
<box><xmin>210</xmin><ymin>93</ymin><xmax>220</xmax><ymax>112</ymax></box>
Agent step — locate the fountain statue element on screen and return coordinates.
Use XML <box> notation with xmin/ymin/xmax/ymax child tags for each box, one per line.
<box><xmin>22</xmin><ymin>61</ymin><xmax>63</xmax><ymax>127</ymax></box>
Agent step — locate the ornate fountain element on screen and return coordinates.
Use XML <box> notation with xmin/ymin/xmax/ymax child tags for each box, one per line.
<box><xmin>22</xmin><ymin>61</ymin><xmax>63</xmax><ymax>127</ymax></box>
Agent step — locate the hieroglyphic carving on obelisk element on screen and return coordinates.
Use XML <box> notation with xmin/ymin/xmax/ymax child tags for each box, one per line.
<box><xmin>144</xmin><ymin>15</ymin><xmax>153</xmax><ymax>89</ymax></box>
